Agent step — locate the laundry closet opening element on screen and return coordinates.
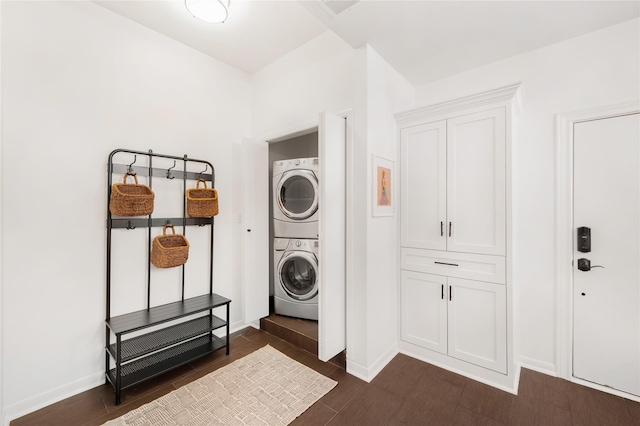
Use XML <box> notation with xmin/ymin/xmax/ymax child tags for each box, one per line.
<box><xmin>261</xmin><ymin>129</ymin><xmax>324</xmax><ymax>358</ymax></box>
<box><xmin>244</xmin><ymin>112</ymin><xmax>347</xmax><ymax>364</ymax></box>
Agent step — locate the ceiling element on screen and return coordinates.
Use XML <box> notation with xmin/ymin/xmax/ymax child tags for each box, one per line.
<box><xmin>95</xmin><ymin>0</ymin><xmax>640</xmax><ymax>86</ymax></box>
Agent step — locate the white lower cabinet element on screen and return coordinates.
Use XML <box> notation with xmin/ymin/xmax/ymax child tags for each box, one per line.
<box><xmin>401</xmin><ymin>270</ymin><xmax>507</xmax><ymax>374</ymax></box>
<box><xmin>401</xmin><ymin>270</ymin><xmax>448</xmax><ymax>354</ymax></box>
<box><xmin>447</xmin><ymin>277</ymin><xmax>507</xmax><ymax>373</ymax></box>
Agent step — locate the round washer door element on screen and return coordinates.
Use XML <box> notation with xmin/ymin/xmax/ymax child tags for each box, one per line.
<box><xmin>278</xmin><ymin>251</ymin><xmax>319</xmax><ymax>301</ymax></box>
<box><xmin>276</xmin><ymin>170</ymin><xmax>319</xmax><ymax>220</ymax></box>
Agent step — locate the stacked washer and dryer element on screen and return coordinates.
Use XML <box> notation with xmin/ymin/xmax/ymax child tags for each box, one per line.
<box><xmin>272</xmin><ymin>157</ymin><xmax>320</xmax><ymax>321</ymax></box>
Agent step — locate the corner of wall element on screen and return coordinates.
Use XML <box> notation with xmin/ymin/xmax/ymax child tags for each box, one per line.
<box><xmin>346</xmin><ymin>343</ymin><xmax>398</xmax><ymax>383</ymax></box>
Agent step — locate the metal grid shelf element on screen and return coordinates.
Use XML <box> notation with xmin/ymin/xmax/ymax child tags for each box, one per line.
<box><xmin>107</xmin><ymin>315</ymin><xmax>227</xmax><ymax>362</ymax></box>
<box><xmin>107</xmin><ymin>334</ymin><xmax>226</xmax><ymax>391</ymax></box>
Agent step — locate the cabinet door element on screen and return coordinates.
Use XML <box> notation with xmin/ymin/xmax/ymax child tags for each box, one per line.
<box><xmin>447</xmin><ymin>278</ymin><xmax>507</xmax><ymax>373</ymax></box>
<box><xmin>400</xmin><ymin>121</ymin><xmax>447</xmax><ymax>250</ymax></box>
<box><xmin>400</xmin><ymin>270</ymin><xmax>447</xmax><ymax>354</ymax></box>
<box><xmin>446</xmin><ymin>108</ymin><xmax>506</xmax><ymax>255</ymax></box>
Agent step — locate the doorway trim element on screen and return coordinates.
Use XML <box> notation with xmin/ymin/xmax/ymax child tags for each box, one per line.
<box><xmin>555</xmin><ymin>99</ymin><xmax>640</xmax><ymax>396</ymax></box>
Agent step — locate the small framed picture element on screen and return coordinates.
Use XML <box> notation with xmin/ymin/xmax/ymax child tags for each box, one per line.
<box><xmin>372</xmin><ymin>155</ymin><xmax>394</xmax><ymax>217</ymax></box>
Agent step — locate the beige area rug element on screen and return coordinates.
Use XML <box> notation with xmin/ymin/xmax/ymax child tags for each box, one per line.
<box><xmin>103</xmin><ymin>344</ymin><xmax>337</xmax><ymax>426</ymax></box>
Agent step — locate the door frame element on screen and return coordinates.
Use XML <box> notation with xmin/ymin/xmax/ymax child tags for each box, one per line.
<box><xmin>555</xmin><ymin>99</ymin><xmax>640</xmax><ymax>399</ymax></box>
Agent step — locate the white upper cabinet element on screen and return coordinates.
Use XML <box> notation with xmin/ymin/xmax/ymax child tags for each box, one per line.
<box><xmin>447</xmin><ymin>108</ymin><xmax>506</xmax><ymax>255</ymax></box>
<box><xmin>400</xmin><ymin>107</ymin><xmax>506</xmax><ymax>256</ymax></box>
<box><xmin>400</xmin><ymin>121</ymin><xmax>447</xmax><ymax>250</ymax></box>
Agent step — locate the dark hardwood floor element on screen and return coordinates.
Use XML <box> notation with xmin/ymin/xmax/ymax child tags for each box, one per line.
<box><xmin>10</xmin><ymin>326</ymin><xmax>640</xmax><ymax>425</ymax></box>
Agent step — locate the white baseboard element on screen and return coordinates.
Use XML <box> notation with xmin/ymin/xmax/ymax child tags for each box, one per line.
<box><xmin>367</xmin><ymin>344</ymin><xmax>399</xmax><ymax>381</ymax></box>
<box><xmin>230</xmin><ymin>320</ymin><xmax>253</xmax><ymax>334</ymax></box>
<box><xmin>518</xmin><ymin>356</ymin><xmax>557</xmax><ymax>377</ymax></box>
<box><xmin>570</xmin><ymin>376</ymin><xmax>640</xmax><ymax>403</ymax></box>
<box><xmin>3</xmin><ymin>371</ymin><xmax>104</xmax><ymax>426</ymax></box>
<box><xmin>346</xmin><ymin>345</ymin><xmax>398</xmax><ymax>383</ymax></box>
<box><xmin>398</xmin><ymin>344</ymin><xmax>519</xmax><ymax>394</ymax></box>
<box><xmin>346</xmin><ymin>359</ymin><xmax>372</xmax><ymax>382</ymax></box>
<box><xmin>4</xmin><ymin>321</ymin><xmax>254</xmax><ymax>426</ymax></box>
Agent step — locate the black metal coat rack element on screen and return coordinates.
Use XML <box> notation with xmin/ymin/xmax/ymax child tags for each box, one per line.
<box><xmin>105</xmin><ymin>148</ymin><xmax>230</xmax><ymax>405</ymax></box>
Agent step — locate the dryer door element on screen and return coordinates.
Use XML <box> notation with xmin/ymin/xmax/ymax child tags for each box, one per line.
<box><xmin>276</xmin><ymin>170</ymin><xmax>319</xmax><ymax>220</ymax></box>
<box><xmin>278</xmin><ymin>251</ymin><xmax>319</xmax><ymax>301</ymax></box>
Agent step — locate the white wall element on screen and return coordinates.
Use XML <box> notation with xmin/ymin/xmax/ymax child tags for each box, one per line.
<box><xmin>361</xmin><ymin>46</ymin><xmax>414</xmax><ymax>377</ymax></box>
<box><xmin>414</xmin><ymin>18</ymin><xmax>640</xmax><ymax>373</ymax></box>
<box><xmin>251</xmin><ymin>30</ymin><xmax>355</xmax><ymax>139</ymax></box>
<box><xmin>0</xmin><ymin>1</ymin><xmax>251</xmax><ymax>422</ymax></box>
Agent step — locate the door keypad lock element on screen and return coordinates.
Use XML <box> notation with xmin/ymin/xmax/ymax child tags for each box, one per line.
<box><xmin>577</xmin><ymin>258</ymin><xmax>605</xmax><ymax>272</ymax></box>
<box><xmin>577</xmin><ymin>227</ymin><xmax>591</xmax><ymax>253</ymax></box>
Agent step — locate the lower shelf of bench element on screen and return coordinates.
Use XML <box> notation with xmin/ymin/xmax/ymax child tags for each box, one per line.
<box><xmin>107</xmin><ymin>315</ymin><xmax>226</xmax><ymax>363</ymax></box>
<box><xmin>106</xmin><ymin>334</ymin><xmax>226</xmax><ymax>391</ymax></box>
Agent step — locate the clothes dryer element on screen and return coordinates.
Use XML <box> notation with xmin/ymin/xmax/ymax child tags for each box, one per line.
<box><xmin>273</xmin><ymin>157</ymin><xmax>319</xmax><ymax>239</ymax></box>
<box><xmin>273</xmin><ymin>238</ymin><xmax>319</xmax><ymax>320</ymax></box>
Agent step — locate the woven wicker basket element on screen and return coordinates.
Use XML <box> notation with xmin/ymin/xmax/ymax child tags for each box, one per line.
<box><xmin>186</xmin><ymin>179</ymin><xmax>218</xmax><ymax>218</ymax></box>
<box><xmin>109</xmin><ymin>173</ymin><xmax>154</xmax><ymax>217</ymax></box>
<box><xmin>151</xmin><ymin>224</ymin><xmax>190</xmax><ymax>268</ymax></box>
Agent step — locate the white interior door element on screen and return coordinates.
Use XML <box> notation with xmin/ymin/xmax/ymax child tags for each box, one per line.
<box><xmin>400</xmin><ymin>121</ymin><xmax>447</xmax><ymax>250</ymax></box>
<box><xmin>318</xmin><ymin>112</ymin><xmax>346</xmax><ymax>361</ymax></box>
<box><xmin>573</xmin><ymin>113</ymin><xmax>640</xmax><ymax>396</ymax></box>
<box><xmin>242</xmin><ymin>138</ymin><xmax>270</xmax><ymax>324</ymax></box>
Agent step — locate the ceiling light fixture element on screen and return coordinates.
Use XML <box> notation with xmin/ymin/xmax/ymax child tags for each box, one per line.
<box><xmin>185</xmin><ymin>0</ymin><xmax>230</xmax><ymax>24</ymax></box>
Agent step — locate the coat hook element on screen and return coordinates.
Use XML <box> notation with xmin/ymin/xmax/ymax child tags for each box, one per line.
<box><xmin>199</xmin><ymin>164</ymin><xmax>208</xmax><ymax>178</ymax></box>
<box><xmin>126</xmin><ymin>220</ymin><xmax>136</xmax><ymax>230</ymax></box>
<box><xmin>166</xmin><ymin>160</ymin><xmax>176</xmax><ymax>179</ymax></box>
<box><xmin>128</xmin><ymin>155</ymin><xmax>137</xmax><ymax>173</ymax></box>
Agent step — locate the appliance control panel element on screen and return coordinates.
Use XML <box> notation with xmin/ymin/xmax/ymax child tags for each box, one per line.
<box><xmin>273</xmin><ymin>157</ymin><xmax>319</xmax><ymax>174</ymax></box>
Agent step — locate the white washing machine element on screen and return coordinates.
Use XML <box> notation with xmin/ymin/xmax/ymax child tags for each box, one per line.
<box><xmin>273</xmin><ymin>238</ymin><xmax>319</xmax><ymax>320</ymax></box>
<box><xmin>273</xmin><ymin>157</ymin><xmax>319</xmax><ymax>239</ymax></box>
